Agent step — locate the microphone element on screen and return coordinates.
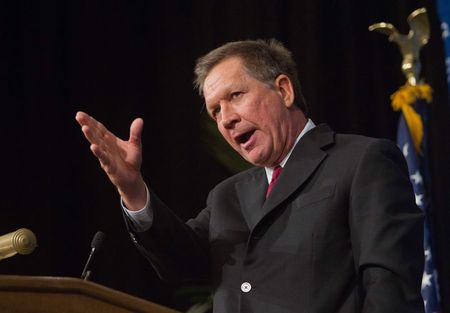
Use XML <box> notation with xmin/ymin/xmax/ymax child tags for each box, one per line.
<box><xmin>0</xmin><ymin>228</ymin><xmax>37</xmax><ymax>261</ymax></box>
<box><xmin>81</xmin><ymin>231</ymin><xmax>105</xmax><ymax>280</ymax></box>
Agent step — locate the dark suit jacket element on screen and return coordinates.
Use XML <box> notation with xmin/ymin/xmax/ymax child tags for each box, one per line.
<box><xmin>127</xmin><ymin>124</ymin><xmax>424</xmax><ymax>313</ymax></box>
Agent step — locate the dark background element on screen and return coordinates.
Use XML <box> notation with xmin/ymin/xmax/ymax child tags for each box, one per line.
<box><xmin>1</xmin><ymin>0</ymin><xmax>449</xmax><ymax>311</ymax></box>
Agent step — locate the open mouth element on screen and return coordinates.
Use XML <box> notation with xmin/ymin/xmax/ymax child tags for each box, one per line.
<box><xmin>236</xmin><ymin>129</ymin><xmax>256</xmax><ymax>145</ymax></box>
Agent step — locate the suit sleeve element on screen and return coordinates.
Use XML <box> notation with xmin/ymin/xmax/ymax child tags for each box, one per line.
<box><xmin>123</xmin><ymin>188</ymin><xmax>211</xmax><ymax>285</ymax></box>
<box><xmin>349</xmin><ymin>139</ymin><xmax>424</xmax><ymax>312</ymax></box>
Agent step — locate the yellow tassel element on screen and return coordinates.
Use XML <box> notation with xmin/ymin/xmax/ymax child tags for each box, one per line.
<box><xmin>390</xmin><ymin>84</ymin><xmax>432</xmax><ymax>154</ymax></box>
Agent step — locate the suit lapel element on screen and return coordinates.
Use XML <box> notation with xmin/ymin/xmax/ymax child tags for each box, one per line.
<box><xmin>235</xmin><ymin>169</ymin><xmax>267</xmax><ymax>230</ymax></box>
<box><xmin>250</xmin><ymin>124</ymin><xmax>335</xmax><ymax>231</ymax></box>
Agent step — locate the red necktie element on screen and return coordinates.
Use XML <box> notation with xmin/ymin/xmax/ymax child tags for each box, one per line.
<box><xmin>266</xmin><ymin>165</ymin><xmax>282</xmax><ymax>198</ymax></box>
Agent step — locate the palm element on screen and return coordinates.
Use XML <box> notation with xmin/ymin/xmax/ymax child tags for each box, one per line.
<box><xmin>108</xmin><ymin>135</ymin><xmax>142</xmax><ymax>187</ymax></box>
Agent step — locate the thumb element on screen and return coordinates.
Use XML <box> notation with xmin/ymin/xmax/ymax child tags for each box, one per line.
<box><xmin>129</xmin><ymin>118</ymin><xmax>144</xmax><ymax>145</ymax></box>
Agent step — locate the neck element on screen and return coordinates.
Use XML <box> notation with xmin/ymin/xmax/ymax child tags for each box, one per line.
<box><xmin>273</xmin><ymin>110</ymin><xmax>307</xmax><ymax>166</ymax></box>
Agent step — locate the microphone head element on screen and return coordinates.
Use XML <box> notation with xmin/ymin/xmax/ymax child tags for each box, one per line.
<box><xmin>82</xmin><ymin>231</ymin><xmax>106</xmax><ymax>280</ymax></box>
<box><xmin>90</xmin><ymin>231</ymin><xmax>105</xmax><ymax>249</ymax></box>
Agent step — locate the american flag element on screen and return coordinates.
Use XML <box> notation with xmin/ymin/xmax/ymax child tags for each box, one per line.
<box><xmin>393</xmin><ymin>84</ymin><xmax>441</xmax><ymax>313</ymax></box>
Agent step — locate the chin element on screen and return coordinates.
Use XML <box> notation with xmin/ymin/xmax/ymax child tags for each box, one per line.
<box><xmin>239</xmin><ymin>147</ymin><xmax>271</xmax><ymax>166</ymax></box>
<box><xmin>244</xmin><ymin>155</ymin><xmax>267</xmax><ymax>167</ymax></box>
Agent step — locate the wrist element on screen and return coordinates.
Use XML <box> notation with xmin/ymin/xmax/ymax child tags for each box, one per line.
<box><xmin>119</xmin><ymin>176</ymin><xmax>147</xmax><ymax>211</ymax></box>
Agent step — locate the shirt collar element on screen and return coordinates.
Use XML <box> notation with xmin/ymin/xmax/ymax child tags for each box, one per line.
<box><xmin>265</xmin><ymin>119</ymin><xmax>316</xmax><ymax>183</ymax></box>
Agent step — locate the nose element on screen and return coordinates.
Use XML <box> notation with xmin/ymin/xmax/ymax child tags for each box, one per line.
<box><xmin>221</xmin><ymin>104</ymin><xmax>240</xmax><ymax>129</ymax></box>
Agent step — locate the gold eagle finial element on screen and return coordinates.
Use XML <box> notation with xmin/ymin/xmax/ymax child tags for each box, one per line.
<box><xmin>369</xmin><ymin>8</ymin><xmax>430</xmax><ymax>86</ymax></box>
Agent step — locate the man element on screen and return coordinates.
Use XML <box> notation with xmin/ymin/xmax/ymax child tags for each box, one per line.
<box><xmin>76</xmin><ymin>39</ymin><xmax>424</xmax><ymax>313</ymax></box>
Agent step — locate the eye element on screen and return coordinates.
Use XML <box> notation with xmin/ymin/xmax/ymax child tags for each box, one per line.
<box><xmin>231</xmin><ymin>91</ymin><xmax>243</xmax><ymax>99</ymax></box>
<box><xmin>210</xmin><ymin>106</ymin><xmax>221</xmax><ymax>120</ymax></box>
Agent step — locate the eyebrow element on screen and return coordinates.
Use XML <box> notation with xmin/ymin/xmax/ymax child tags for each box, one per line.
<box><xmin>204</xmin><ymin>74</ymin><xmax>248</xmax><ymax>106</ymax></box>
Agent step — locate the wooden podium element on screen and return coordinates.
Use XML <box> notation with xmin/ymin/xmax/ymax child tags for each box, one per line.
<box><xmin>0</xmin><ymin>275</ymin><xmax>180</xmax><ymax>313</ymax></box>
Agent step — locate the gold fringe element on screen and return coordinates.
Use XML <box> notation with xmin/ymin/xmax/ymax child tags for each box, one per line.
<box><xmin>390</xmin><ymin>84</ymin><xmax>432</xmax><ymax>153</ymax></box>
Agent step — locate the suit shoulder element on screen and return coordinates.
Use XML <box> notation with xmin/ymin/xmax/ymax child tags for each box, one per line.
<box><xmin>335</xmin><ymin>133</ymin><xmax>394</xmax><ymax>145</ymax></box>
<box><xmin>325</xmin><ymin>133</ymin><xmax>405</xmax><ymax>171</ymax></box>
<box><xmin>210</xmin><ymin>166</ymin><xmax>261</xmax><ymax>192</ymax></box>
<box><xmin>334</xmin><ymin>133</ymin><xmax>400</xmax><ymax>154</ymax></box>
<box><xmin>334</xmin><ymin>133</ymin><xmax>407</xmax><ymax>172</ymax></box>
<box><xmin>307</xmin><ymin>124</ymin><xmax>399</xmax><ymax>154</ymax></box>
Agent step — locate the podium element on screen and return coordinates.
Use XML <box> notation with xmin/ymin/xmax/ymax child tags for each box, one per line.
<box><xmin>0</xmin><ymin>275</ymin><xmax>180</xmax><ymax>313</ymax></box>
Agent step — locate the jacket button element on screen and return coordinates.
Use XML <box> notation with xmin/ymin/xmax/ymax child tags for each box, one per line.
<box><xmin>241</xmin><ymin>282</ymin><xmax>252</xmax><ymax>293</ymax></box>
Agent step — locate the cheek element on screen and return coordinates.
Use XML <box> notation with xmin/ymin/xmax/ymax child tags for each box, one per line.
<box><xmin>218</xmin><ymin>127</ymin><xmax>235</xmax><ymax>146</ymax></box>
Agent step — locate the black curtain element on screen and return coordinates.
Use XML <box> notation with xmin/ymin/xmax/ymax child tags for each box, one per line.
<box><xmin>1</xmin><ymin>0</ymin><xmax>449</xmax><ymax>311</ymax></box>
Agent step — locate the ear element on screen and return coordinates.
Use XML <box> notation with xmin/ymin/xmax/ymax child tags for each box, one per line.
<box><xmin>274</xmin><ymin>74</ymin><xmax>295</xmax><ymax>108</ymax></box>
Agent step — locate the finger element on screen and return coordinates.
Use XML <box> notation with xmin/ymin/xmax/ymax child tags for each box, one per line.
<box><xmin>75</xmin><ymin>111</ymin><xmax>96</xmax><ymax>128</ymax></box>
<box><xmin>85</xmin><ymin>116</ymin><xmax>108</xmax><ymax>140</ymax></box>
<box><xmin>81</xmin><ymin>124</ymin><xmax>105</xmax><ymax>146</ymax></box>
<box><xmin>91</xmin><ymin>145</ymin><xmax>116</xmax><ymax>179</ymax></box>
<box><xmin>91</xmin><ymin>144</ymin><xmax>120</xmax><ymax>179</ymax></box>
<box><xmin>75</xmin><ymin>111</ymin><xmax>87</xmax><ymax>126</ymax></box>
<box><xmin>129</xmin><ymin>118</ymin><xmax>144</xmax><ymax>146</ymax></box>
<box><xmin>78</xmin><ymin>114</ymin><xmax>119</xmax><ymax>150</ymax></box>
<box><xmin>76</xmin><ymin>111</ymin><xmax>105</xmax><ymax>136</ymax></box>
<box><xmin>90</xmin><ymin>144</ymin><xmax>110</xmax><ymax>166</ymax></box>
<box><xmin>77</xmin><ymin>112</ymin><xmax>102</xmax><ymax>139</ymax></box>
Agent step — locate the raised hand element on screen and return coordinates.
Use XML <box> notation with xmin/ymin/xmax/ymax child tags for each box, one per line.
<box><xmin>75</xmin><ymin>111</ymin><xmax>147</xmax><ymax>211</ymax></box>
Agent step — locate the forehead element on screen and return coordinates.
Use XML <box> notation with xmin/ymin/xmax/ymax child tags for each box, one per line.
<box><xmin>203</xmin><ymin>57</ymin><xmax>249</xmax><ymax>103</ymax></box>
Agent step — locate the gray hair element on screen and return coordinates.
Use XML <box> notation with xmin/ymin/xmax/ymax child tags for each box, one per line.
<box><xmin>194</xmin><ymin>39</ymin><xmax>308</xmax><ymax>115</ymax></box>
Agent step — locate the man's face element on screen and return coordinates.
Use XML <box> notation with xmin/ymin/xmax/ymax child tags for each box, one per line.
<box><xmin>203</xmin><ymin>57</ymin><xmax>296</xmax><ymax>167</ymax></box>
